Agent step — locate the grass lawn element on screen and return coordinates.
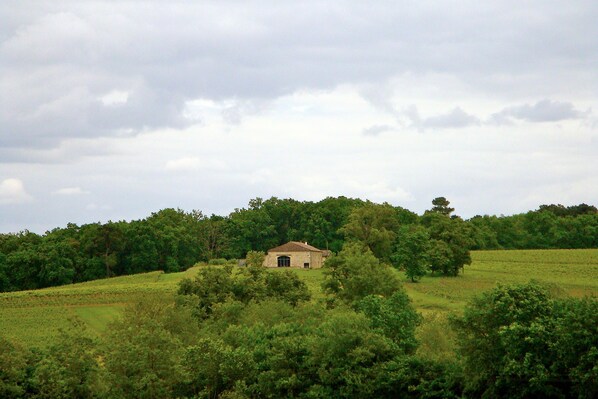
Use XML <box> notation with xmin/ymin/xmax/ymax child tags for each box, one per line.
<box><xmin>403</xmin><ymin>249</ymin><xmax>598</xmax><ymax>314</ymax></box>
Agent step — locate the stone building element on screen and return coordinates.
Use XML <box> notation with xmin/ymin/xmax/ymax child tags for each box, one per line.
<box><xmin>263</xmin><ymin>241</ymin><xmax>330</xmax><ymax>269</ymax></box>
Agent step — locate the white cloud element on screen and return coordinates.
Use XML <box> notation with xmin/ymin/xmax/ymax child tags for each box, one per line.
<box><xmin>165</xmin><ymin>157</ymin><xmax>227</xmax><ymax>172</ymax></box>
<box><xmin>0</xmin><ymin>178</ymin><xmax>34</xmax><ymax>205</ymax></box>
<box><xmin>165</xmin><ymin>157</ymin><xmax>201</xmax><ymax>171</ymax></box>
<box><xmin>52</xmin><ymin>187</ymin><xmax>90</xmax><ymax>195</ymax></box>
<box><xmin>346</xmin><ymin>181</ymin><xmax>414</xmax><ymax>203</ymax></box>
<box><xmin>99</xmin><ymin>90</ymin><xmax>129</xmax><ymax>106</ymax></box>
<box><xmin>85</xmin><ymin>203</ymin><xmax>112</xmax><ymax>211</ymax></box>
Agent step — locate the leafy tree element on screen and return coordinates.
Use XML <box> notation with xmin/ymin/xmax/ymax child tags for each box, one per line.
<box><xmin>182</xmin><ymin>338</ymin><xmax>254</xmax><ymax>399</ymax></box>
<box><xmin>5</xmin><ymin>246</ymin><xmax>43</xmax><ymax>290</ymax></box>
<box><xmin>36</xmin><ymin>239</ymin><xmax>76</xmax><ymax>287</ymax></box>
<box><xmin>145</xmin><ymin>208</ymin><xmax>205</xmax><ymax>272</ymax></box>
<box><xmin>0</xmin><ymin>337</ymin><xmax>31</xmax><ymax>398</ymax></box>
<box><xmin>309</xmin><ymin>196</ymin><xmax>364</xmax><ymax>252</ymax></box>
<box><xmin>103</xmin><ymin>300</ymin><xmax>187</xmax><ymax>399</ymax></box>
<box><xmin>32</xmin><ymin>319</ymin><xmax>106</xmax><ymax>399</ymax></box>
<box><xmin>392</xmin><ymin>225</ymin><xmax>430</xmax><ymax>282</ymax></box>
<box><xmin>178</xmin><ymin>265</ymin><xmax>310</xmax><ymax>320</ymax></box>
<box><xmin>261</xmin><ymin>197</ymin><xmax>303</xmax><ymax>245</ymax></box>
<box><xmin>523</xmin><ymin>210</ymin><xmax>559</xmax><ymax>248</ymax></box>
<box><xmin>453</xmin><ymin>283</ymin><xmax>598</xmax><ymax>398</ymax></box>
<box><xmin>307</xmin><ymin>310</ymin><xmax>398</xmax><ymax>398</ymax></box>
<box><xmin>198</xmin><ymin>214</ymin><xmax>230</xmax><ymax>260</ymax></box>
<box><xmin>222</xmin><ymin>316</ymin><xmax>316</xmax><ymax>398</ymax></box>
<box><xmin>340</xmin><ymin>201</ymin><xmax>400</xmax><ymax>261</ymax></box>
<box><xmin>550</xmin><ymin>297</ymin><xmax>598</xmax><ymax>398</ymax></box>
<box><xmin>124</xmin><ymin>222</ymin><xmax>160</xmax><ymax>274</ymax></box>
<box><xmin>245</xmin><ymin>250</ymin><xmax>265</xmax><ymax>268</ymax></box>
<box><xmin>356</xmin><ymin>291</ymin><xmax>421</xmax><ymax>354</ymax></box>
<box><xmin>422</xmin><ymin>212</ymin><xmax>471</xmax><ymax>276</ymax></box>
<box><xmin>178</xmin><ymin>265</ymin><xmax>236</xmax><ymax>319</ymax></box>
<box><xmin>262</xmin><ymin>271</ymin><xmax>311</xmax><ymax>306</ymax></box>
<box><xmin>0</xmin><ymin>254</ymin><xmax>10</xmax><ymax>292</ymax></box>
<box><xmin>426</xmin><ymin>239</ymin><xmax>453</xmax><ymax>276</ymax></box>
<box><xmin>465</xmin><ymin>215</ymin><xmax>500</xmax><ymax>250</ymax></box>
<box><xmin>79</xmin><ymin>222</ymin><xmax>126</xmax><ymax>278</ymax></box>
<box><xmin>370</xmin><ymin>356</ymin><xmax>464</xmax><ymax>399</ymax></box>
<box><xmin>430</xmin><ymin>197</ymin><xmax>454</xmax><ymax>216</ymax></box>
<box><xmin>226</xmin><ymin>199</ymin><xmax>278</xmax><ymax>258</ymax></box>
<box><xmin>539</xmin><ymin>203</ymin><xmax>598</xmax><ymax>217</ymax></box>
<box><xmin>322</xmin><ymin>243</ymin><xmax>402</xmax><ymax>304</ymax></box>
<box><xmin>452</xmin><ymin>282</ymin><xmax>557</xmax><ymax>398</ymax></box>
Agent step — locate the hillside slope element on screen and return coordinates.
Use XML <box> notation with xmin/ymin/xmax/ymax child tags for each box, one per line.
<box><xmin>1</xmin><ymin>249</ymin><xmax>597</xmax><ymax>348</ymax></box>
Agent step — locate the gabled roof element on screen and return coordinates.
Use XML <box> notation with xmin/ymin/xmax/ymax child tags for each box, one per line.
<box><xmin>268</xmin><ymin>241</ymin><xmax>323</xmax><ymax>253</ymax></box>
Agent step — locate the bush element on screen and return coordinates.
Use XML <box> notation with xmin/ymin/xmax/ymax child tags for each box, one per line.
<box><xmin>0</xmin><ymin>337</ymin><xmax>31</xmax><ymax>398</ymax></box>
<box><xmin>452</xmin><ymin>281</ymin><xmax>598</xmax><ymax>398</ymax></box>
<box><xmin>322</xmin><ymin>243</ymin><xmax>402</xmax><ymax>305</ymax></box>
<box><xmin>32</xmin><ymin>319</ymin><xmax>107</xmax><ymax>399</ymax></box>
<box><xmin>356</xmin><ymin>290</ymin><xmax>421</xmax><ymax>354</ymax></box>
<box><xmin>102</xmin><ymin>300</ymin><xmax>188</xmax><ymax>399</ymax></box>
<box><xmin>177</xmin><ymin>265</ymin><xmax>310</xmax><ymax>320</ymax></box>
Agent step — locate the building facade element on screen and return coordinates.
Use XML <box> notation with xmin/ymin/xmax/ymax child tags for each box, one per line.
<box><xmin>263</xmin><ymin>241</ymin><xmax>330</xmax><ymax>269</ymax></box>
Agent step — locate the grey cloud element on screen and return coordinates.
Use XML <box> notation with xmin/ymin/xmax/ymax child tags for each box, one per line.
<box><xmin>421</xmin><ymin>107</ymin><xmax>480</xmax><ymax>129</ymax></box>
<box><xmin>362</xmin><ymin>125</ymin><xmax>394</xmax><ymax>136</ymax></box>
<box><xmin>1</xmin><ymin>1</ymin><xmax>598</xmax><ymax>159</ymax></box>
<box><xmin>489</xmin><ymin>99</ymin><xmax>587</xmax><ymax>125</ymax></box>
<box><xmin>403</xmin><ymin>105</ymin><xmax>480</xmax><ymax>131</ymax></box>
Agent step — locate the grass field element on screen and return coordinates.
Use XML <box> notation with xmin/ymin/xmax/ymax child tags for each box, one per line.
<box><xmin>1</xmin><ymin>249</ymin><xmax>597</xmax><ymax>348</ymax></box>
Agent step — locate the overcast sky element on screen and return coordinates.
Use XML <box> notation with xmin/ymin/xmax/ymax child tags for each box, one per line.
<box><xmin>1</xmin><ymin>1</ymin><xmax>597</xmax><ymax>233</ymax></box>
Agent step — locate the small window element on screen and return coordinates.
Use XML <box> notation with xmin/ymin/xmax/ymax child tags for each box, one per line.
<box><xmin>277</xmin><ymin>256</ymin><xmax>291</xmax><ymax>267</ymax></box>
<box><xmin>304</xmin><ymin>263</ymin><xmax>310</xmax><ymax>269</ymax></box>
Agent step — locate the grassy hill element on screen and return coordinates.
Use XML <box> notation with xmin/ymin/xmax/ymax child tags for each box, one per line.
<box><xmin>1</xmin><ymin>249</ymin><xmax>597</xmax><ymax>348</ymax></box>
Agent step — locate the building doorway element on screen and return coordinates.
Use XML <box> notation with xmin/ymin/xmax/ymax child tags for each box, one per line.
<box><xmin>277</xmin><ymin>256</ymin><xmax>291</xmax><ymax>267</ymax></box>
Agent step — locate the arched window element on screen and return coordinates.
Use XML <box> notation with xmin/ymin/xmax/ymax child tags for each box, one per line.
<box><xmin>277</xmin><ymin>256</ymin><xmax>291</xmax><ymax>267</ymax></box>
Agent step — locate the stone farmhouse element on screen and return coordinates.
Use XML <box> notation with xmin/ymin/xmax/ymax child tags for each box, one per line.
<box><xmin>263</xmin><ymin>241</ymin><xmax>330</xmax><ymax>269</ymax></box>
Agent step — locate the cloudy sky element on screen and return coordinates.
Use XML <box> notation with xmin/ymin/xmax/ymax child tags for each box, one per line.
<box><xmin>1</xmin><ymin>1</ymin><xmax>597</xmax><ymax>233</ymax></box>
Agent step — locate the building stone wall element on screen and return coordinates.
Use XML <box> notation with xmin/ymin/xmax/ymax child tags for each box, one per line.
<box><xmin>263</xmin><ymin>250</ymin><xmax>324</xmax><ymax>269</ymax></box>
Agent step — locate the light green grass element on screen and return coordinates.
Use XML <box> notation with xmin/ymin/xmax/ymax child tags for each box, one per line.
<box><xmin>0</xmin><ymin>267</ymin><xmax>199</xmax><ymax>347</ymax></box>
<box><xmin>1</xmin><ymin>249</ymin><xmax>597</xmax><ymax>348</ymax></box>
<box><xmin>401</xmin><ymin>249</ymin><xmax>598</xmax><ymax>314</ymax></box>
<box><xmin>76</xmin><ymin>305</ymin><xmax>126</xmax><ymax>334</ymax></box>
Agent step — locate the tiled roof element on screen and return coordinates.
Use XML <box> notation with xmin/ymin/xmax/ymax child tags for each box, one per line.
<box><xmin>268</xmin><ymin>241</ymin><xmax>323</xmax><ymax>253</ymax></box>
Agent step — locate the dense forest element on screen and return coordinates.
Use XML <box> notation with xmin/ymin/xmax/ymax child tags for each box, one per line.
<box><xmin>1</xmin><ymin>196</ymin><xmax>597</xmax><ymax>292</ymax></box>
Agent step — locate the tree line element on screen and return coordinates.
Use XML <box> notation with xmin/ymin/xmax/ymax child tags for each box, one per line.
<box><xmin>1</xmin><ymin>257</ymin><xmax>596</xmax><ymax>398</ymax></box>
<box><xmin>1</xmin><ymin>196</ymin><xmax>597</xmax><ymax>292</ymax></box>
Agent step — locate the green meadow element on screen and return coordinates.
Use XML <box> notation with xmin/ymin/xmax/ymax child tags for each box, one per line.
<box><xmin>1</xmin><ymin>249</ymin><xmax>597</xmax><ymax>349</ymax></box>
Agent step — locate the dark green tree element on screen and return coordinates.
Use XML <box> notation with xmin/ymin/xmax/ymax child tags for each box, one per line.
<box><xmin>422</xmin><ymin>212</ymin><xmax>471</xmax><ymax>276</ymax></box>
<box><xmin>430</xmin><ymin>197</ymin><xmax>454</xmax><ymax>216</ymax></box>
<box><xmin>392</xmin><ymin>225</ymin><xmax>430</xmax><ymax>282</ymax></box>
<box><xmin>453</xmin><ymin>282</ymin><xmax>568</xmax><ymax>398</ymax></box>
